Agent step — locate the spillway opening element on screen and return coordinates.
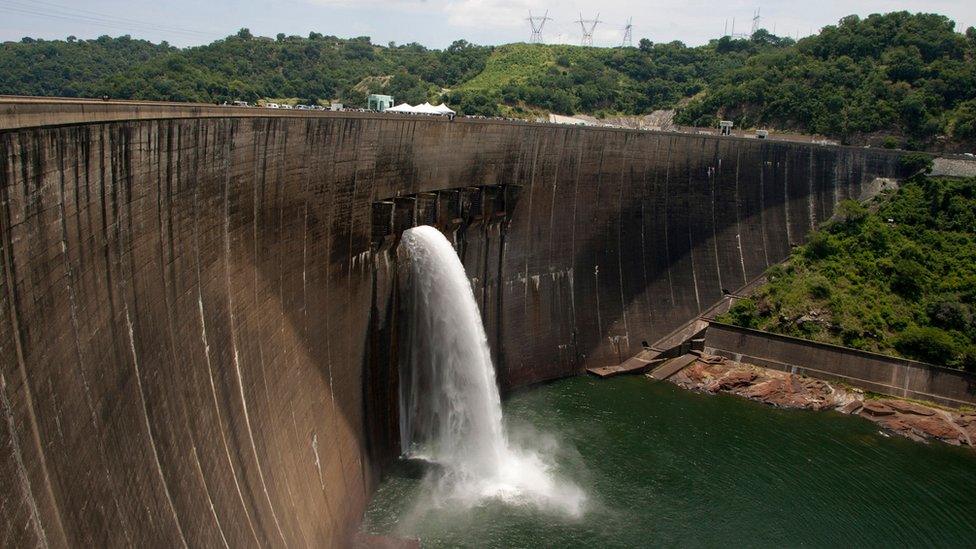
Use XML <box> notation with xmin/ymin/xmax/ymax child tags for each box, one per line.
<box><xmin>363</xmin><ymin>184</ymin><xmax>524</xmax><ymax>479</ymax></box>
<box><xmin>390</xmin><ymin>225</ymin><xmax>585</xmax><ymax>515</ymax></box>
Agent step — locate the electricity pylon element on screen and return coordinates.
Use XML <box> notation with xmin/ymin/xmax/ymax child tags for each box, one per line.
<box><xmin>577</xmin><ymin>12</ymin><xmax>601</xmax><ymax>46</ymax></box>
<box><xmin>621</xmin><ymin>17</ymin><xmax>633</xmax><ymax>47</ymax></box>
<box><xmin>527</xmin><ymin>10</ymin><xmax>552</xmax><ymax>43</ymax></box>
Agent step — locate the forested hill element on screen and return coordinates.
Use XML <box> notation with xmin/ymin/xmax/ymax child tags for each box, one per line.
<box><xmin>2</xmin><ymin>12</ymin><xmax>974</xmax><ymax>150</ymax></box>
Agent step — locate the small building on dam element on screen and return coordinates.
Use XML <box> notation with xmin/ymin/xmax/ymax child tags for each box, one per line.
<box><xmin>0</xmin><ymin>97</ymin><xmax>909</xmax><ymax>546</ymax></box>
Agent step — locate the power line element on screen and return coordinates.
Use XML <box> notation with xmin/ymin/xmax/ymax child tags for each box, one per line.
<box><xmin>0</xmin><ymin>0</ymin><xmax>215</xmax><ymax>40</ymax></box>
<box><xmin>28</xmin><ymin>0</ymin><xmax>214</xmax><ymax>37</ymax></box>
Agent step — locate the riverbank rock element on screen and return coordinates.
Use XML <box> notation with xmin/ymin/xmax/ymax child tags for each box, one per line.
<box><xmin>664</xmin><ymin>355</ymin><xmax>975</xmax><ymax>450</ymax></box>
<box><xmin>956</xmin><ymin>414</ymin><xmax>976</xmax><ymax>445</ymax></box>
<box><xmin>861</xmin><ymin>400</ymin><xmax>896</xmax><ymax>417</ymax></box>
<box><xmin>869</xmin><ymin>409</ymin><xmax>966</xmax><ymax>445</ymax></box>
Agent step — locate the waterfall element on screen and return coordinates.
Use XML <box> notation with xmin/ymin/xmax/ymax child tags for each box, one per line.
<box><xmin>397</xmin><ymin>225</ymin><xmax>585</xmax><ymax>516</ymax></box>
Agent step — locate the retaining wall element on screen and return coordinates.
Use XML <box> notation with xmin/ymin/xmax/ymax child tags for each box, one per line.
<box><xmin>704</xmin><ymin>323</ymin><xmax>976</xmax><ymax>408</ymax></box>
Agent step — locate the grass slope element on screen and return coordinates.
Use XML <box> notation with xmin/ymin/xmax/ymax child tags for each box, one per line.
<box><xmin>460</xmin><ymin>44</ymin><xmax>555</xmax><ymax>91</ymax></box>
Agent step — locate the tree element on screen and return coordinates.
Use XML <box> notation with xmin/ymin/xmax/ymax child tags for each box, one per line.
<box><xmin>951</xmin><ymin>100</ymin><xmax>976</xmax><ymax>140</ymax></box>
<box><xmin>1</xmin><ymin>11</ymin><xmax>973</xmax><ymax>150</ymax></box>
<box><xmin>895</xmin><ymin>326</ymin><xmax>958</xmax><ymax>364</ymax></box>
<box><xmin>899</xmin><ymin>152</ymin><xmax>934</xmax><ymax>175</ymax></box>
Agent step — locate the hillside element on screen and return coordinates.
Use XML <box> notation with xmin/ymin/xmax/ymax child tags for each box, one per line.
<box><xmin>1</xmin><ymin>12</ymin><xmax>974</xmax><ymax>149</ymax></box>
<box><xmin>678</xmin><ymin>13</ymin><xmax>976</xmax><ymax>149</ymax></box>
<box><xmin>719</xmin><ymin>168</ymin><xmax>976</xmax><ymax>371</ymax></box>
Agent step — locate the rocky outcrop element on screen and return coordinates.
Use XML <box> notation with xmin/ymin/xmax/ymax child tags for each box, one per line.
<box><xmin>667</xmin><ymin>356</ymin><xmax>975</xmax><ymax>449</ymax></box>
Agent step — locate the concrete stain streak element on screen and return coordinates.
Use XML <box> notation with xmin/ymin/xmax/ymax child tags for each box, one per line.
<box><xmin>615</xmin><ymin>135</ymin><xmax>630</xmax><ymax>343</ymax></box>
<box><xmin>710</xmin><ymin>157</ymin><xmax>725</xmax><ymax>295</ymax></box>
<box><xmin>194</xmin><ymin>176</ymin><xmax>262</xmax><ymax>547</ymax></box>
<box><xmin>733</xmin><ymin>148</ymin><xmax>748</xmax><ymax>285</ymax></box>
<box><xmin>1</xmin><ymin>134</ymin><xmax>67</xmax><ymax>548</ymax></box>
<box><xmin>122</xmin><ymin>306</ymin><xmax>189</xmax><ymax>548</ymax></box>
<box><xmin>0</xmin><ymin>373</ymin><xmax>48</xmax><ymax>548</ymax></box>
<box><xmin>663</xmin><ymin>138</ymin><xmax>676</xmax><ymax>307</ymax></box>
<box><xmin>223</xmin><ymin>149</ymin><xmax>288</xmax><ymax>546</ymax></box>
<box><xmin>783</xmin><ymin>157</ymin><xmax>793</xmax><ymax>246</ymax></box>
<box><xmin>191</xmin><ymin>445</ymin><xmax>231</xmax><ymax>549</ymax></box>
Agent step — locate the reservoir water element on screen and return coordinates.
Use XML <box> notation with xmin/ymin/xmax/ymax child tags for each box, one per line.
<box><xmin>363</xmin><ymin>375</ymin><xmax>976</xmax><ymax>547</ymax></box>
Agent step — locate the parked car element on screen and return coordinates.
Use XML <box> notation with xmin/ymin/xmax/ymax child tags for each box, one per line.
<box><xmin>265</xmin><ymin>103</ymin><xmax>280</xmax><ymax>109</ymax></box>
<box><xmin>280</xmin><ymin>104</ymin><xmax>293</xmax><ymax>110</ymax></box>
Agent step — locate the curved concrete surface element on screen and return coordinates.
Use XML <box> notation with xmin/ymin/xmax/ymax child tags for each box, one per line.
<box><xmin>0</xmin><ymin>99</ymin><xmax>906</xmax><ymax>546</ymax></box>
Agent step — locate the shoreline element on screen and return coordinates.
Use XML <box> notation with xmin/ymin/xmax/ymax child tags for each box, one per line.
<box><xmin>664</xmin><ymin>355</ymin><xmax>976</xmax><ymax>449</ymax></box>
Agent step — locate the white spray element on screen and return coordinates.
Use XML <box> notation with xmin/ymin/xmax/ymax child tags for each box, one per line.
<box><xmin>397</xmin><ymin>225</ymin><xmax>584</xmax><ymax>515</ymax></box>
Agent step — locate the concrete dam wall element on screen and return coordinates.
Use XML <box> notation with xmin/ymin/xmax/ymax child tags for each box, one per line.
<box><xmin>0</xmin><ymin>102</ymin><xmax>906</xmax><ymax>546</ymax></box>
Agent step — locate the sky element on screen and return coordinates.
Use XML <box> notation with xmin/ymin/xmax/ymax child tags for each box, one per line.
<box><xmin>0</xmin><ymin>0</ymin><xmax>973</xmax><ymax>49</ymax></box>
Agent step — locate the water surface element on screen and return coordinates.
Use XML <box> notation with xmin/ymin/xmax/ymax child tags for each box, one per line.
<box><xmin>363</xmin><ymin>376</ymin><xmax>976</xmax><ymax>547</ymax></box>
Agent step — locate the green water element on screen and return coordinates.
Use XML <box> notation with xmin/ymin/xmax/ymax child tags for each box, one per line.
<box><xmin>363</xmin><ymin>376</ymin><xmax>976</xmax><ymax>547</ymax></box>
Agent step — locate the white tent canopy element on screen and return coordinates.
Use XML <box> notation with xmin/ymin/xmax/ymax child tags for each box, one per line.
<box><xmin>383</xmin><ymin>102</ymin><xmax>455</xmax><ymax>115</ymax></box>
<box><xmin>414</xmin><ymin>102</ymin><xmax>441</xmax><ymax>114</ymax></box>
<box><xmin>385</xmin><ymin>103</ymin><xmax>415</xmax><ymax>113</ymax></box>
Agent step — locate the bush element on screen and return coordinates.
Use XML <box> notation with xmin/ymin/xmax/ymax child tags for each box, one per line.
<box><xmin>807</xmin><ymin>276</ymin><xmax>832</xmax><ymax>299</ymax></box>
<box><xmin>899</xmin><ymin>152</ymin><xmax>934</xmax><ymax>176</ymax></box>
<box><xmin>803</xmin><ymin>231</ymin><xmax>838</xmax><ymax>260</ymax></box>
<box><xmin>894</xmin><ymin>326</ymin><xmax>957</xmax><ymax>365</ymax></box>
<box><xmin>890</xmin><ymin>258</ymin><xmax>927</xmax><ymax>299</ymax></box>
<box><xmin>926</xmin><ymin>300</ymin><xmax>971</xmax><ymax>331</ymax></box>
<box><xmin>723</xmin><ymin>298</ymin><xmax>761</xmax><ymax>329</ymax></box>
<box><xmin>836</xmin><ymin>200</ymin><xmax>868</xmax><ymax>227</ymax></box>
<box><xmin>962</xmin><ymin>347</ymin><xmax>976</xmax><ymax>373</ymax></box>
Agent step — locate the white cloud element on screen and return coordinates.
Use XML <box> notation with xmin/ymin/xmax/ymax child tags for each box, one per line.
<box><xmin>443</xmin><ymin>0</ymin><xmax>536</xmax><ymax>29</ymax></box>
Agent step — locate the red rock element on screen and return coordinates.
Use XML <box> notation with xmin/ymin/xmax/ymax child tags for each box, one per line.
<box><xmin>837</xmin><ymin>400</ymin><xmax>863</xmax><ymax>415</ymax></box>
<box><xmin>715</xmin><ymin>369</ymin><xmax>758</xmax><ymax>391</ymax></box>
<box><xmin>861</xmin><ymin>401</ymin><xmax>896</xmax><ymax>417</ymax></box>
<box><xmin>739</xmin><ymin>379</ymin><xmax>785</xmax><ymax>401</ymax></box>
<box><xmin>873</xmin><ymin>417</ymin><xmax>929</xmax><ymax>442</ymax></box>
<box><xmin>883</xmin><ymin>400</ymin><xmax>937</xmax><ymax>416</ymax></box>
<box><xmin>953</xmin><ymin>414</ymin><xmax>976</xmax><ymax>446</ymax></box>
<box><xmin>682</xmin><ymin>363</ymin><xmax>711</xmax><ymax>383</ymax></box>
<box><xmin>901</xmin><ymin>414</ymin><xmax>965</xmax><ymax>445</ymax></box>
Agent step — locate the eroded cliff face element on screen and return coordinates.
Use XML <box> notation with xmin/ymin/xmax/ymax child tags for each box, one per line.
<box><xmin>0</xmin><ymin>113</ymin><xmax>904</xmax><ymax>546</ymax></box>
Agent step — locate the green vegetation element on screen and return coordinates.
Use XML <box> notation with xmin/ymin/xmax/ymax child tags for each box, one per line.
<box><xmin>677</xmin><ymin>14</ymin><xmax>976</xmax><ymax>149</ymax></box>
<box><xmin>718</xmin><ymin>174</ymin><xmax>976</xmax><ymax>371</ymax></box>
<box><xmin>1</xmin><ymin>12</ymin><xmax>975</xmax><ymax>148</ymax></box>
<box><xmin>0</xmin><ymin>31</ymin><xmax>491</xmax><ymax>108</ymax></box>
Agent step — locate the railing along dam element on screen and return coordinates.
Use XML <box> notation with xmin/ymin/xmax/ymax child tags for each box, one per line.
<box><xmin>0</xmin><ymin>98</ymin><xmax>908</xmax><ymax>546</ymax></box>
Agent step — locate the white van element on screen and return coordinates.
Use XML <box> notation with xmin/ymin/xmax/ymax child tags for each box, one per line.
<box><xmin>265</xmin><ymin>103</ymin><xmax>280</xmax><ymax>109</ymax></box>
